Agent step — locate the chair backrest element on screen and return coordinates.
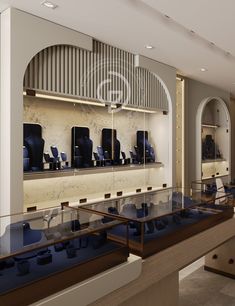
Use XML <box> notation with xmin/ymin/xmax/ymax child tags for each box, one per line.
<box><xmin>215</xmin><ymin>178</ymin><xmax>226</xmax><ymax>205</ymax></box>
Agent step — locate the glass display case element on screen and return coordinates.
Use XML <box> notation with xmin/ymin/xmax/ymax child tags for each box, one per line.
<box><xmin>0</xmin><ymin>206</ymin><xmax>129</xmax><ymax>306</ymax></box>
<box><xmin>191</xmin><ymin>179</ymin><xmax>235</xmax><ymax>204</ymax></box>
<box><xmin>78</xmin><ymin>188</ymin><xmax>234</xmax><ymax>258</ymax></box>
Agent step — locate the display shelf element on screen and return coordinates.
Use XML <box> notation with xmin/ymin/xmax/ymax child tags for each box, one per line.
<box><xmin>24</xmin><ymin>168</ymin><xmax>74</xmax><ymax>180</ymax></box>
<box><xmin>202</xmin><ymin>158</ymin><xmax>226</xmax><ymax>164</ymax></box>
<box><xmin>23</xmin><ymin>86</ymin><xmax>170</xmax><ymax>211</ymax></box>
<box><xmin>24</xmin><ymin>162</ymin><xmax>164</xmax><ymax>181</ymax></box>
<box><xmin>198</xmin><ymin>98</ymin><xmax>230</xmax><ymax>183</ymax></box>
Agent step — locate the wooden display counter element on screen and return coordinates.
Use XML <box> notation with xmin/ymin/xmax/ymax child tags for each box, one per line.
<box><xmin>33</xmin><ymin>214</ymin><xmax>235</xmax><ymax>306</ymax></box>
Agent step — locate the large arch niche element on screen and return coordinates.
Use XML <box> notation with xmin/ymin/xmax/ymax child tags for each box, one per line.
<box><xmin>1</xmin><ymin>9</ymin><xmax>175</xmax><ymax>214</ymax></box>
<box><xmin>22</xmin><ymin>46</ymin><xmax>173</xmax><ymax>210</ymax></box>
<box><xmin>135</xmin><ymin>54</ymin><xmax>176</xmax><ymax>187</ymax></box>
<box><xmin>196</xmin><ymin>96</ymin><xmax>231</xmax><ymax>182</ymax></box>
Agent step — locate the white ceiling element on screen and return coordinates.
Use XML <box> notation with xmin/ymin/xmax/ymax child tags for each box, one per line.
<box><xmin>1</xmin><ymin>0</ymin><xmax>235</xmax><ymax>95</ymax></box>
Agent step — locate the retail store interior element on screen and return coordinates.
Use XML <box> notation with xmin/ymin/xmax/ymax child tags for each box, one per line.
<box><xmin>0</xmin><ymin>1</ymin><xmax>235</xmax><ymax>305</ymax></box>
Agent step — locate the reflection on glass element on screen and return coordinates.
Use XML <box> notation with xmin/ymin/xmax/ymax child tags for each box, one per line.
<box><xmin>0</xmin><ymin>207</ymin><xmax>128</xmax><ymax>299</ymax></box>
<box><xmin>79</xmin><ymin>187</ymin><xmax>233</xmax><ymax>258</ymax></box>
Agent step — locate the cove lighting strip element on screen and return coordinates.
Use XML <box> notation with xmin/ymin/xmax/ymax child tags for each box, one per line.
<box><xmin>23</xmin><ymin>91</ymin><xmax>159</xmax><ymax>113</ymax></box>
<box><xmin>202</xmin><ymin>124</ymin><xmax>219</xmax><ymax>128</ymax></box>
<box><xmin>31</xmin><ymin>92</ymin><xmax>105</xmax><ymax>107</ymax></box>
<box><xmin>122</xmin><ymin>106</ymin><xmax>157</xmax><ymax>114</ymax></box>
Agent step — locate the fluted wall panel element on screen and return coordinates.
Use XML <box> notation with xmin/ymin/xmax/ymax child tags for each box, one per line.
<box><xmin>24</xmin><ymin>40</ymin><xmax>168</xmax><ymax>111</ymax></box>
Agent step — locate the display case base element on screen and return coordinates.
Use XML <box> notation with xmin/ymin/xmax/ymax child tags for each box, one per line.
<box><xmin>0</xmin><ymin>246</ymin><xmax>129</xmax><ymax>306</ymax></box>
<box><xmin>109</xmin><ymin>206</ymin><xmax>233</xmax><ymax>258</ymax></box>
<box><xmin>204</xmin><ymin>265</ymin><xmax>235</xmax><ymax>280</ymax></box>
<box><xmin>204</xmin><ymin>235</ymin><xmax>235</xmax><ymax>280</ymax></box>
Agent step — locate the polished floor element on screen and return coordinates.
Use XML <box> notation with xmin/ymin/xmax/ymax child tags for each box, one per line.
<box><xmin>179</xmin><ymin>267</ymin><xmax>235</xmax><ymax>306</ymax></box>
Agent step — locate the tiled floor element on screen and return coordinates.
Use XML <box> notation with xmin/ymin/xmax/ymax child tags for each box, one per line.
<box><xmin>179</xmin><ymin>267</ymin><xmax>235</xmax><ymax>306</ymax></box>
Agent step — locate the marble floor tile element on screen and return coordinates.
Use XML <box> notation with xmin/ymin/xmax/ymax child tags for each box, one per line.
<box><xmin>179</xmin><ymin>267</ymin><xmax>235</xmax><ymax>306</ymax></box>
<box><xmin>220</xmin><ymin>282</ymin><xmax>235</xmax><ymax>298</ymax></box>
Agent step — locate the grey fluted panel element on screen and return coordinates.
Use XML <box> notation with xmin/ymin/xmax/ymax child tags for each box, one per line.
<box><xmin>24</xmin><ymin>41</ymin><xmax>168</xmax><ymax>111</ymax></box>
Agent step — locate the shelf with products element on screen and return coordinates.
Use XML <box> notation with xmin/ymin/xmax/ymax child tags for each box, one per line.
<box><xmin>24</xmin><ymin>162</ymin><xmax>164</xmax><ymax>181</ymax></box>
<box><xmin>202</xmin><ymin>158</ymin><xmax>226</xmax><ymax>164</ymax></box>
<box><xmin>200</xmin><ymin>98</ymin><xmax>230</xmax><ymax>181</ymax></box>
<box><xmin>23</xmin><ymin>89</ymin><xmax>171</xmax><ymax>211</ymax></box>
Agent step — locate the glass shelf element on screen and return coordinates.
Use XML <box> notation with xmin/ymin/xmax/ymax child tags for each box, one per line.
<box><xmin>202</xmin><ymin>158</ymin><xmax>226</xmax><ymax>164</ymax></box>
<box><xmin>24</xmin><ymin>162</ymin><xmax>164</xmax><ymax>181</ymax></box>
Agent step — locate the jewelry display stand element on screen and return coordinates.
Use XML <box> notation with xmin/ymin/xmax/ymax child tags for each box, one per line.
<box><xmin>23</xmin><ymin>123</ymin><xmax>44</xmax><ymax>171</ymax></box>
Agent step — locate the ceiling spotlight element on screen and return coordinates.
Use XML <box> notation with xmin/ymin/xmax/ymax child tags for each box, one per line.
<box><xmin>41</xmin><ymin>1</ymin><xmax>58</xmax><ymax>9</ymax></box>
<box><xmin>200</xmin><ymin>68</ymin><xmax>207</xmax><ymax>72</ymax></box>
<box><xmin>145</xmin><ymin>45</ymin><xmax>154</xmax><ymax>49</ymax></box>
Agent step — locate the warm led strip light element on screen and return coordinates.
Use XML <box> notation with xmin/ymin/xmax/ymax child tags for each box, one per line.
<box><xmin>36</xmin><ymin>93</ymin><xmax>106</xmax><ymax>107</ymax></box>
<box><xmin>202</xmin><ymin>124</ymin><xmax>219</xmax><ymax>128</ymax></box>
<box><xmin>122</xmin><ymin>106</ymin><xmax>158</xmax><ymax>114</ymax></box>
<box><xmin>23</xmin><ymin>91</ymin><xmax>159</xmax><ymax>113</ymax></box>
<box><xmin>23</xmin><ymin>91</ymin><xmax>105</xmax><ymax>107</ymax></box>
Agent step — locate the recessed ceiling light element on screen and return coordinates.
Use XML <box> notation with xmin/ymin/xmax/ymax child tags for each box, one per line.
<box><xmin>145</xmin><ymin>45</ymin><xmax>154</xmax><ymax>49</ymax></box>
<box><xmin>200</xmin><ymin>68</ymin><xmax>207</xmax><ymax>72</ymax></box>
<box><xmin>41</xmin><ymin>1</ymin><xmax>58</xmax><ymax>9</ymax></box>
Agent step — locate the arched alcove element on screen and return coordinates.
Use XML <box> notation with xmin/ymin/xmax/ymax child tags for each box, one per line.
<box><xmin>22</xmin><ymin>44</ymin><xmax>173</xmax><ymax>211</ymax></box>
<box><xmin>196</xmin><ymin>97</ymin><xmax>231</xmax><ymax>182</ymax></box>
<box><xmin>1</xmin><ymin>9</ymin><xmax>175</xmax><ymax>214</ymax></box>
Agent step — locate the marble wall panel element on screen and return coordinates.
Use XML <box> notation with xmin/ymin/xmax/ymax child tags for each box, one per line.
<box><xmin>23</xmin><ymin>96</ymin><xmax>166</xmax><ymax>208</ymax></box>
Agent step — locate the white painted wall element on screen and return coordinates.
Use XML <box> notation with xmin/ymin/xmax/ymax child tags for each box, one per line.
<box><xmin>0</xmin><ymin>8</ymin><xmax>92</xmax><ymax>214</ymax></box>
